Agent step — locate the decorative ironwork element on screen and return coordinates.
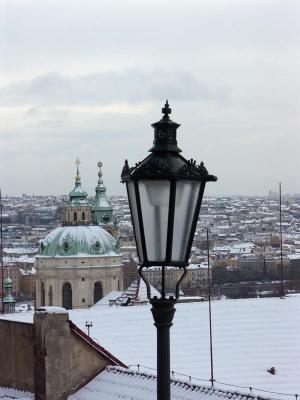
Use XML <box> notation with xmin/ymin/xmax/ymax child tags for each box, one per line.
<box><xmin>154</xmin><ymin>129</ymin><xmax>177</xmax><ymax>144</ymax></box>
<box><xmin>121</xmin><ymin>159</ymin><xmax>130</xmax><ymax>177</ymax></box>
<box><xmin>178</xmin><ymin>159</ymin><xmax>208</xmax><ymax>177</ymax></box>
<box><xmin>135</xmin><ymin>158</ymin><xmax>171</xmax><ymax>177</ymax></box>
<box><xmin>121</xmin><ymin>159</ymin><xmax>137</xmax><ymax>178</ymax></box>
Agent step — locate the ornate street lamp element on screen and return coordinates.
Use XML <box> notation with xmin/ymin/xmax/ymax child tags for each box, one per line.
<box><xmin>121</xmin><ymin>101</ymin><xmax>217</xmax><ymax>400</ymax></box>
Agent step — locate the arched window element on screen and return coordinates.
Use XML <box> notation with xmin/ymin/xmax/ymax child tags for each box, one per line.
<box><xmin>62</xmin><ymin>282</ymin><xmax>72</xmax><ymax>310</ymax></box>
<box><xmin>94</xmin><ymin>281</ymin><xmax>103</xmax><ymax>304</ymax></box>
<box><xmin>82</xmin><ymin>211</ymin><xmax>85</xmax><ymax>221</ymax></box>
<box><xmin>74</xmin><ymin>212</ymin><xmax>77</xmax><ymax>222</ymax></box>
<box><xmin>48</xmin><ymin>286</ymin><xmax>53</xmax><ymax>306</ymax></box>
<box><xmin>41</xmin><ymin>282</ymin><xmax>45</xmax><ymax>307</ymax></box>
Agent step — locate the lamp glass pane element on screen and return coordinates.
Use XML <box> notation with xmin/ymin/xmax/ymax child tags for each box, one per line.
<box><xmin>139</xmin><ymin>180</ymin><xmax>170</xmax><ymax>262</ymax></box>
<box><xmin>172</xmin><ymin>181</ymin><xmax>201</xmax><ymax>261</ymax></box>
<box><xmin>127</xmin><ymin>181</ymin><xmax>144</xmax><ymax>262</ymax></box>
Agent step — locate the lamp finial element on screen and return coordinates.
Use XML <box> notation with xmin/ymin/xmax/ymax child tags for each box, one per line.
<box><xmin>162</xmin><ymin>100</ymin><xmax>171</xmax><ymax>120</ymax></box>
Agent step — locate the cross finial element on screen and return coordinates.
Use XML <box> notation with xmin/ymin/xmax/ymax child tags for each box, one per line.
<box><xmin>75</xmin><ymin>157</ymin><xmax>81</xmax><ymax>181</ymax></box>
<box><xmin>162</xmin><ymin>100</ymin><xmax>171</xmax><ymax>119</ymax></box>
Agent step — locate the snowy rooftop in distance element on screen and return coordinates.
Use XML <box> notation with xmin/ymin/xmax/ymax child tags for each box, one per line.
<box><xmin>114</xmin><ymin>279</ymin><xmax>160</xmax><ymax>305</ymax></box>
<box><xmin>2</xmin><ymin>296</ymin><xmax>300</xmax><ymax>396</ymax></box>
<box><xmin>3</xmin><ymin>248</ymin><xmax>38</xmax><ymax>255</ymax></box>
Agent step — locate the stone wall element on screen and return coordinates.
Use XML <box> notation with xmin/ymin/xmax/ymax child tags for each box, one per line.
<box><xmin>34</xmin><ymin>308</ymin><xmax>110</xmax><ymax>399</ymax></box>
<box><xmin>0</xmin><ymin>307</ymin><xmax>126</xmax><ymax>399</ymax></box>
<box><xmin>0</xmin><ymin>320</ymin><xmax>34</xmax><ymax>392</ymax></box>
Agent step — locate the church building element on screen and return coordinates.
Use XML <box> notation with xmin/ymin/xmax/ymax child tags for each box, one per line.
<box><xmin>35</xmin><ymin>160</ymin><xmax>123</xmax><ymax>309</ymax></box>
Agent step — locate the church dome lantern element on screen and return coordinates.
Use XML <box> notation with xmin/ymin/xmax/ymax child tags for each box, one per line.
<box><xmin>91</xmin><ymin>162</ymin><xmax>117</xmax><ymax>236</ymax></box>
<box><xmin>63</xmin><ymin>158</ymin><xmax>92</xmax><ymax>226</ymax></box>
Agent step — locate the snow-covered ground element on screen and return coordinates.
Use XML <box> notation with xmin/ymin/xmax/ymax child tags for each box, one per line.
<box><xmin>2</xmin><ymin>295</ymin><xmax>300</xmax><ymax>396</ymax></box>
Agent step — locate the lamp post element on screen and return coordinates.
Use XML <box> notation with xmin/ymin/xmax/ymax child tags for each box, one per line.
<box><xmin>121</xmin><ymin>101</ymin><xmax>217</xmax><ymax>400</ymax></box>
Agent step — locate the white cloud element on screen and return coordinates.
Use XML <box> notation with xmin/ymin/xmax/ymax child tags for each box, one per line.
<box><xmin>0</xmin><ymin>0</ymin><xmax>299</xmax><ymax>195</ymax></box>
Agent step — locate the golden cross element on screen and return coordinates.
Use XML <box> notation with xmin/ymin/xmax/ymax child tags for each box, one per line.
<box><xmin>75</xmin><ymin>157</ymin><xmax>81</xmax><ymax>166</ymax></box>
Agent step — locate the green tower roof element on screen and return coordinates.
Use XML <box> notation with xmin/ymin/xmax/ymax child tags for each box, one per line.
<box><xmin>91</xmin><ymin>162</ymin><xmax>115</xmax><ymax>226</ymax></box>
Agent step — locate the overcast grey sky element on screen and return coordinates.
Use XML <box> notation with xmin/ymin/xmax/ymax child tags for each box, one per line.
<box><xmin>1</xmin><ymin>0</ymin><xmax>299</xmax><ymax>197</ymax></box>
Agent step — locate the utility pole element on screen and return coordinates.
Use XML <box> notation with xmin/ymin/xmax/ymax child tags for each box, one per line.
<box><xmin>279</xmin><ymin>183</ymin><xmax>284</xmax><ymax>297</ymax></box>
<box><xmin>207</xmin><ymin>228</ymin><xmax>214</xmax><ymax>386</ymax></box>
<box><xmin>0</xmin><ymin>190</ymin><xmax>4</xmax><ymax>314</ymax></box>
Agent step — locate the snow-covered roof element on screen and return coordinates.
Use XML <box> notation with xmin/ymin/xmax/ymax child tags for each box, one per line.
<box><xmin>188</xmin><ymin>263</ymin><xmax>208</xmax><ymax>270</ymax></box>
<box><xmin>4</xmin><ymin>256</ymin><xmax>35</xmax><ymax>264</ymax></box>
<box><xmin>2</xmin><ymin>296</ymin><xmax>300</xmax><ymax>396</ymax></box>
<box><xmin>0</xmin><ymin>387</ymin><xmax>33</xmax><ymax>399</ymax></box>
<box><xmin>3</xmin><ymin>248</ymin><xmax>37</xmax><ymax>255</ymax></box>
<box><xmin>114</xmin><ymin>279</ymin><xmax>160</xmax><ymax>305</ymax></box>
<box><xmin>92</xmin><ymin>291</ymin><xmax>122</xmax><ymax>306</ymax></box>
<box><xmin>68</xmin><ymin>366</ymin><xmax>275</xmax><ymax>400</ymax></box>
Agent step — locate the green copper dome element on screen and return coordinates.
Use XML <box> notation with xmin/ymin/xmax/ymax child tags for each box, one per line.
<box><xmin>38</xmin><ymin>226</ymin><xmax>121</xmax><ymax>257</ymax></box>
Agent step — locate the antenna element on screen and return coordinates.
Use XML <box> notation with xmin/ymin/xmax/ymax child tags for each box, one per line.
<box><xmin>207</xmin><ymin>228</ymin><xmax>214</xmax><ymax>386</ymax></box>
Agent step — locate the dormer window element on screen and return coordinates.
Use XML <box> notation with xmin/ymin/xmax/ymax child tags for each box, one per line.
<box><xmin>103</xmin><ymin>214</ymin><xmax>110</xmax><ymax>223</ymax></box>
<box><xmin>63</xmin><ymin>241</ymin><xmax>70</xmax><ymax>252</ymax></box>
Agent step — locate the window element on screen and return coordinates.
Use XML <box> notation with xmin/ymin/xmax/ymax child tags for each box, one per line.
<box><xmin>41</xmin><ymin>282</ymin><xmax>45</xmax><ymax>307</ymax></box>
<box><xmin>48</xmin><ymin>286</ymin><xmax>53</xmax><ymax>306</ymax></box>
<box><xmin>82</xmin><ymin>211</ymin><xmax>85</xmax><ymax>220</ymax></box>
<box><xmin>74</xmin><ymin>212</ymin><xmax>77</xmax><ymax>222</ymax></box>
<box><xmin>94</xmin><ymin>281</ymin><xmax>103</xmax><ymax>304</ymax></box>
<box><xmin>82</xmin><ymin>277</ymin><xmax>85</xmax><ymax>281</ymax></box>
<box><xmin>62</xmin><ymin>282</ymin><xmax>72</xmax><ymax>310</ymax></box>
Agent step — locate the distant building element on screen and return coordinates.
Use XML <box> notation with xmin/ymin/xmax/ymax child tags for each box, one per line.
<box><xmin>2</xmin><ymin>276</ymin><xmax>15</xmax><ymax>314</ymax></box>
<box><xmin>142</xmin><ymin>263</ymin><xmax>210</xmax><ymax>295</ymax></box>
<box><xmin>0</xmin><ymin>266</ymin><xmax>20</xmax><ymax>297</ymax></box>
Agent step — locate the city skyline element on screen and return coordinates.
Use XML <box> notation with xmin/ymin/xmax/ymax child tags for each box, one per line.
<box><xmin>1</xmin><ymin>0</ymin><xmax>299</xmax><ymax>196</ymax></box>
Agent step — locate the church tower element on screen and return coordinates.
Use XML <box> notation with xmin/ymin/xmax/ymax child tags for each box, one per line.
<box><xmin>91</xmin><ymin>162</ymin><xmax>118</xmax><ymax>237</ymax></box>
<box><xmin>63</xmin><ymin>158</ymin><xmax>92</xmax><ymax>225</ymax></box>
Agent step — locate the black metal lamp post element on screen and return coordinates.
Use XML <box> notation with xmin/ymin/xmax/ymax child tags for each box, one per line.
<box><xmin>121</xmin><ymin>101</ymin><xmax>217</xmax><ymax>400</ymax></box>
